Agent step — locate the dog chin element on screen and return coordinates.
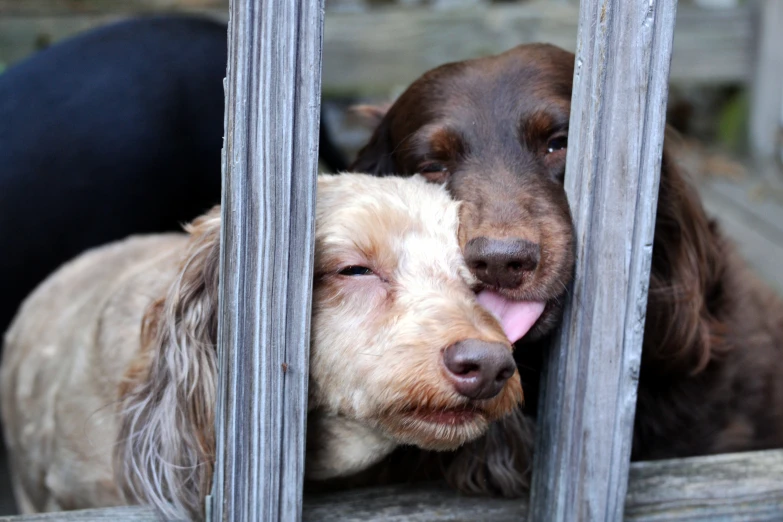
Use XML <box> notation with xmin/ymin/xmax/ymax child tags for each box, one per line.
<box><xmin>378</xmin><ymin>381</ymin><xmax>523</xmax><ymax>450</ymax></box>
<box><xmin>380</xmin><ymin>409</ymin><xmax>491</xmax><ymax>451</ymax></box>
<box><xmin>305</xmin><ymin>414</ymin><xmax>397</xmax><ymax>481</ymax></box>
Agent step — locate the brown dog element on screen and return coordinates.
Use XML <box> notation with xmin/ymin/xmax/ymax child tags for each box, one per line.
<box><xmin>351</xmin><ymin>44</ymin><xmax>783</xmax><ymax>497</ymax></box>
<box><xmin>1</xmin><ymin>173</ymin><xmax>522</xmax><ymax>519</ymax></box>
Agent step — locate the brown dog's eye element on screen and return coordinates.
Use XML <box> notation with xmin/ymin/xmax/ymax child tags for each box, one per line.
<box><xmin>547</xmin><ymin>135</ymin><xmax>568</xmax><ymax>154</ymax></box>
<box><xmin>338</xmin><ymin>266</ymin><xmax>374</xmax><ymax>276</ymax></box>
<box><xmin>419</xmin><ymin>162</ymin><xmax>450</xmax><ymax>183</ymax></box>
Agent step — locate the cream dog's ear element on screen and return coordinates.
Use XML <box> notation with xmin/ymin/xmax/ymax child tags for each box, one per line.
<box><xmin>115</xmin><ymin>207</ymin><xmax>222</xmax><ymax>521</ymax></box>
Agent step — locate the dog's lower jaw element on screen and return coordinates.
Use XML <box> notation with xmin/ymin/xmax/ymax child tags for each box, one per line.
<box><xmin>305</xmin><ymin>414</ymin><xmax>397</xmax><ymax>481</ymax></box>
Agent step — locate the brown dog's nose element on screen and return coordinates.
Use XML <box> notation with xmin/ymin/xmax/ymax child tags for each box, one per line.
<box><xmin>464</xmin><ymin>237</ymin><xmax>540</xmax><ymax>289</ymax></box>
<box><xmin>443</xmin><ymin>339</ymin><xmax>516</xmax><ymax>400</ymax></box>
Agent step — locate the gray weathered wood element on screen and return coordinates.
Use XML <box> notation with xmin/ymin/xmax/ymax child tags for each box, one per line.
<box><xmin>0</xmin><ymin>506</ymin><xmax>158</xmax><ymax>521</ymax></box>
<box><xmin>0</xmin><ymin>5</ymin><xmax>754</xmax><ymax>94</ymax></box>
<box><xmin>749</xmin><ymin>0</ymin><xmax>783</xmax><ymax>163</ymax></box>
<box><xmin>5</xmin><ymin>449</ymin><xmax>783</xmax><ymax>520</ymax></box>
<box><xmin>303</xmin><ymin>450</ymin><xmax>783</xmax><ymax>522</ymax></box>
<box><xmin>319</xmin><ymin>3</ymin><xmax>748</xmax><ymax>94</ymax></box>
<box><xmin>0</xmin><ymin>0</ymin><xmax>225</xmax><ymax>13</ymax></box>
<box><xmin>624</xmin><ymin>449</ymin><xmax>783</xmax><ymax>521</ymax></box>
<box><xmin>209</xmin><ymin>0</ymin><xmax>324</xmax><ymax>520</ymax></box>
<box><xmin>528</xmin><ymin>0</ymin><xmax>678</xmax><ymax>521</ymax></box>
<box><xmin>699</xmin><ymin>179</ymin><xmax>783</xmax><ymax>297</ymax></box>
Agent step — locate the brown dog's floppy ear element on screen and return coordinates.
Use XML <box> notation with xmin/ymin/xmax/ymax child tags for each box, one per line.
<box><xmin>115</xmin><ymin>207</ymin><xmax>222</xmax><ymax>520</ymax></box>
<box><xmin>442</xmin><ymin>407</ymin><xmax>535</xmax><ymax>498</ymax></box>
<box><xmin>350</xmin><ymin>103</ymin><xmax>392</xmax><ymax>128</ymax></box>
<box><xmin>644</xmin><ymin>132</ymin><xmax>727</xmax><ymax>374</ymax></box>
<box><xmin>349</xmin><ymin>107</ymin><xmax>398</xmax><ymax>175</ymax></box>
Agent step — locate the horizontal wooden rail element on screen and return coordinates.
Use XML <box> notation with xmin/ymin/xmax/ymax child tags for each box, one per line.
<box><xmin>3</xmin><ymin>449</ymin><xmax>782</xmax><ymax>521</ymax></box>
<box><xmin>0</xmin><ymin>4</ymin><xmax>756</xmax><ymax>94</ymax></box>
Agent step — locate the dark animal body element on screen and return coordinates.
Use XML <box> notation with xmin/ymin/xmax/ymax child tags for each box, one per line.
<box><xmin>349</xmin><ymin>43</ymin><xmax>783</xmax><ymax>496</ymax></box>
<box><xmin>0</xmin><ymin>15</ymin><xmax>346</xmax><ymax>336</ymax></box>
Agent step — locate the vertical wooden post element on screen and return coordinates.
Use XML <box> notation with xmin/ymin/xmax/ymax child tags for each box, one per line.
<box><xmin>528</xmin><ymin>1</ymin><xmax>677</xmax><ymax>521</ymax></box>
<box><xmin>210</xmin><ymin>0</ymin><xmax>324</xmax><ymax>520</ymax></box>
<box><xmin>749</xmin><ymin>0</ymin><xmax>783</xmax><ymax>166</ymax></box>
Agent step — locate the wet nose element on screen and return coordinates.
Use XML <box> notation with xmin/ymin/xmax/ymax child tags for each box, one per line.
<box><xmin>464</xmin><ymin>237</ymin><xmax>540</xmax><ymax>289</ymax></box>
<box><xmin>442</xmin><ymin>339</ymin><xmax>516</xmax><ymax>400</ymax></box>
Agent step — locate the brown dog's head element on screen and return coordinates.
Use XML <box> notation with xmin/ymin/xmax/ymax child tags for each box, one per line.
<box><xmin>352</xmin><ymin>44</ymin><xmax>727</xmax><ymax>497</ymax></box>
<box><xmin>352</xmin><ymin>44</ymin><xmax>577</xmax><ymax>345</ymax></box>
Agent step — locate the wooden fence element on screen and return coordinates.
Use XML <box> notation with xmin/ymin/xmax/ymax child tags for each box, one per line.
<box><xmin>209</xmin><ymin>0</ymin><xmax>323</xmax><ymax>519</ymax></box>
<box><xmin>0</xmin><ymin>2</ymin><xmax>764</xmax><ymax>91</ymax></box>
<box><xmin>529</xmin><ymin>0</ymin><xmax>677</xmax><ymax>519</ymax></box>
<box><xmin>1</xmin><ymin>0</ymin><xmax>778</xmax><ymax>164</ymax></box>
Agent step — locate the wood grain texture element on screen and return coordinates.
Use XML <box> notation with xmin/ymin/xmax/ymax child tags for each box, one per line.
<box><xmin>0</xmin><ymin>0</ymin><xmax>227</xmax><ymax>14</ymax></box>
<box><xmin>528</xmin><ymin>1</ymin><xmax>678</xmax><ymax>521</ymax></box>
<box><xmin>0</xmin><ymin>5</ymin><xmax>753</xmax><ymax>93</ymax></box>
<box><xmin>319</xmin><ymin>3</ymin><xmax>749</xmax><ymax>95</ymax></box>
<box><xmin>749</xmin><ymin>0</ymin><xmax>783</xmax><ymax>161</ymax></box>
<box><xmin>5</xmin><ymin>449</ymin><xmax>783</xmax><ymax>520</ymax></box>
<box><xmin>0</xmin><ymin>506</ymin><xmax>158</xmax><ymax>521</ymax></box>
<box><xmin>698</xmin><ymin>177</ymin><xmax>783</xmax><ymax>296</ymax></box>
<box><xmin>303</xmin><ymin>450</ymin><xmax>783</xmax><ymax>522</ymax></box>
<box><xmin>209</xmin><ymin>0</ymin><xmax>323</xmax><ymax>520</ymax></box>
<box><xmin>625</xmin><ymin>449</ymin><xmax>783</xmax><ymax>521</ymax></box>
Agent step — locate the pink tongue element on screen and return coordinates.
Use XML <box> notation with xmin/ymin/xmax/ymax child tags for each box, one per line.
<box><xmin>476</xmin><ymin>290</ymin><xmax>546</xmax><ymax>344</ymax></box>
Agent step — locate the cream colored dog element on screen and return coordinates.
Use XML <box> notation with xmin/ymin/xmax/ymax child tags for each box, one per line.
<box><xmin>1</xmin><ymin>173</ymin><xmax>522</xmax><ymax>520</ymax></box>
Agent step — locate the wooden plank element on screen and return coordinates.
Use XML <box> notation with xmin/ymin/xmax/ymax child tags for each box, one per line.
<box><xmin>302</xmin><ymin>450</ymin><xmax>783</xmax><ymax>521</ymax></box>
<box><xmin>625</xmin><ymin>449</ymin><xmax>783</xmax><ymax>521</ymax></box>
<box><xmin>321</xmin><ymin>4</ymin><xmax>751</xmax><ymax>92</ymax></box>
<box><xmin>0</xmin><ymin>0</ymin><xmax>227</xmax><ymax>15</ymax></box>
<box><xmin>306</xmin><ymin>484</ymin><xmax>524</xmax><ymax>522</ymax></box>
<box><xmin>527</xmin><ymin>0</ymin><xmax>678</xmax><ymax>521</ymax></box>
<box><xmin>209</xmin><ymin>0</ymin><xmax>323</xmax><ymax>519</ymax></box>
<box><xmin>749</xmin><ymin>0</ymin><xmax>783</xmax><ymax>162</ymax></box>
<box><xmin>4</xmin><ymin>450</ymin><xmax>783</xmax><ymax>520</ymax></box>
<box><xmin>0</xmin><ymin>5</ymin><xmax>754</xmax><ymax>94</ymax></box>
<box><xmin>698</xmin><ymin>180</ymin><xmax>783</xmax><ymax>296</ymax></box>
<box><xmin>0</xmin><ymin>506</ymin><xmax>158</xmax><ymax>521</ymax></box>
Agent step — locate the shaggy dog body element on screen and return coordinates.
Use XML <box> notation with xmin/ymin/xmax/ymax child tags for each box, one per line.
<box><xmin>1</xmin><ymin>174</ymin><xmax>521</xmax><ymax>519</ymax></box>
<box><xmin>351</xmin><ymin>44</ymin><xmax>783</xmax><ymax>495</ymax></box>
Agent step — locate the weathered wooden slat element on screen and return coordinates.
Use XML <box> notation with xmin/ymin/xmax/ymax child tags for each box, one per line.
<box><xmin>699</xmin><ymin>179</ymin><xmax>783</xmax><ymax>296</ymax></box>
<box><xmin>528</xmin><ymin>0</ymin><xmax>678</xmax><ymax>521</ymax></box>
<box><xmin>320</xmin><ymin>3</ymin><xmax>750</xmax><ymax>94</ymax></box>
<box><xmin>0</xmin><ymin>5</ymin><xmax>754</xmax><ymax>93</ymax></box>
<box><xmin>303</xmin><ymin>449</ymin><xmax>783</xmax><ymax>522</ymax></box>
<box><xmin>624</xmin><ymin>449</ymin><xmax>783</xmax><ymax>521</ymax></box>
<box><xmin>749</xmin><ymin>0</ymin><xmax>783</xmax><ymax>162</ymax></box>
<box><xmin>4</xmin><ymin>449</ymin><xmax>783</xmax><ymax>520</ymax></box>
<box><xmin>305</xmin><ymin>484</ymin><xmax>523</xmax><ymax>522</ymax></box>
<box><xmin>209</xmin><ymin>0</ymin><xmax>323</xmax><ymax>520</ymax></box>
<box><xmin>0</xmin><ymin>506</ymin><xmax>158</xmax><ymax>521</ymax></box>
<box><xmin>307</xmin><ymin>450</ymin><xmax>783</xmax><ymax>521</ymax></box>
<box><xmin>0</xmin><ymin>0</ymin><xmax>227</xmax><ymax>15</ymax></box>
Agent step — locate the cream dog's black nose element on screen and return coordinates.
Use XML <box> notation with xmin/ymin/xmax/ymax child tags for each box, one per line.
<box><xmin>443</xmin><ymin>339</ymin><xmax>515</xmax><ymax>400</ymax></box>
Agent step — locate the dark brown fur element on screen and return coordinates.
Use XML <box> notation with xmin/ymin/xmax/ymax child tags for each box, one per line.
<box><xmin>348</xmin><ymin>43</ymin><xmax>783</xmax><ymax>496</ymax></box>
